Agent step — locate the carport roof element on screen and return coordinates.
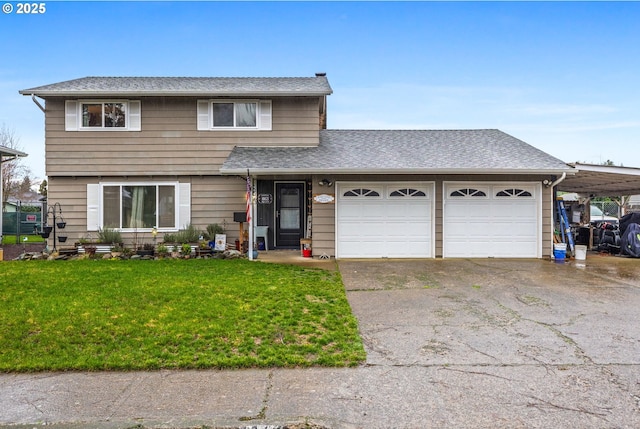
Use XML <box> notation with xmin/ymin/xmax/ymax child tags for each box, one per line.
<box><xmin>221</xmin><ymin>129</ymin><xmax>572</xmax><ymax>175</ymax></box>
<box><xmin>558</xmin><ymin>163</ymin><xmax>640</xmax><ymax>197</ymax></box>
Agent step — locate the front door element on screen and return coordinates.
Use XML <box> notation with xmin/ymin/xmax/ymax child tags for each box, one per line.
<box><xmin>275</xmin><ymin>182</ymin><xmax>305</xmax><ymax>247</ymax></box>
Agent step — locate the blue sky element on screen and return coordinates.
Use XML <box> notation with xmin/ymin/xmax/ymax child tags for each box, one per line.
<box><xmin>1</xmin><ymin>1</ymin><xmax>639</xmax><ymax>181</ymax></box>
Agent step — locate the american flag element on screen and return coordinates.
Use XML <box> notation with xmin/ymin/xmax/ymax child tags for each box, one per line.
<box><xmin>245</xmin><ymin>172</ymin><xmax>252</xmax><ymax>224</ymax></box>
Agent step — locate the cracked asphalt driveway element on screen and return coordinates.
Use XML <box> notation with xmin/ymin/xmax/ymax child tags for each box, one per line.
<box><xmin>340</xmin><ymin>256</ymin><xmax>640</xmax><ymax>427</ymax></box>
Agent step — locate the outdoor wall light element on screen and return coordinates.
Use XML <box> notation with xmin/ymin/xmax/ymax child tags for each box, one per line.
<box><xmin>542</xmin><ymin>179</ymin><xmax>553</xmax><ymax>188</ymax></box>
<box><xmin>318</xmin><ymin>178</ymin><xmax>333</xmax><ymax>187</ymax></box>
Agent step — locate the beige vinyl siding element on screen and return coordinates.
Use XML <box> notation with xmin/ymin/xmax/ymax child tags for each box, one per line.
<box><xmin>310</xmin><ymin>175</ymin><xmax>336</xmax><ymax>258</ymax></box>
<box><xmin>46</xmin><ymin>176</ymin><xmax>246</xmax><ymax>249</ymax></box>
<box><xmin>45</xmin><ymin>96</ymin><xmax>321</xmax><ymax>176</ymax></box>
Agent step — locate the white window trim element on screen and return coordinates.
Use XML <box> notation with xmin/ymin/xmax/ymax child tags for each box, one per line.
<box><xmin>197</xmin><ymin>99</ymin><xmax>272</xmax><ymax>131</ymax></box>
<box><xmin>87</xmin><ymin>181</ymin><xmax>188</xmax><ymax>232</ymax></box>
<box><xmin>66</xmin><ymin>99</ymin><xmax>141</xmax><ymax>132</ymax></box>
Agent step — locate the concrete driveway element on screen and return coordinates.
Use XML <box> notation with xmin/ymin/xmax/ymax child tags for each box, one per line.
<box><xmin>1</xmin><ymin>255</ymin><xmax>639</xmax><ymax>428</ymax></box>
<box><xmin>339</xmin><ymin>256</ymin><xmax>640</xmax><ymax>427</ymax></box>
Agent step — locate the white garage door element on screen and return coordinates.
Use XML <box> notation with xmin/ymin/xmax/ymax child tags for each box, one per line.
<box><xmin>443</xmin><ymin>182</ymin><xmax>541</xmax><ymax>258</ymax></box>
<box><xmin>336</xmin><ymin>182</ymin><xmax>434</xmax><ymax>258</ymax></box>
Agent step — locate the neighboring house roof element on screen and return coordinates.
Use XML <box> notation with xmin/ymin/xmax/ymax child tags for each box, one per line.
<box><xmin>221</xmin><ymin>129</ymin><xmax>572</xmax><ymax>175</ymax></box>
<box><xmin>19</xmin><ymin>75</ymin><xmax>333</xmax><ymax>97</ymax></box>
<box><xmin>0</xmin><ymin>144</ymin><xmax>28</xmax><ymax>160</ymax></box>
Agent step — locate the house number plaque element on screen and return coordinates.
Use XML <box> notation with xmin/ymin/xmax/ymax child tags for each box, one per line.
<box><xmin>258</xmin><ymin>194</ymin><xmax>273</xmax><ymax>204</ymax></box>
<box><xmin>313</xmin><ymin>194</ymin><xmax>335</xmax><ymax>204</ymax></box>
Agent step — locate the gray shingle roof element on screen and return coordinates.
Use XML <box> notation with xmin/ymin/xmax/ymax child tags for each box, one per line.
<box><xmin>221</xmin><ymin>129</ymin><xmax>571</xmax><ymax>174</ymax></box>
<box><xmin>19</xmin><ymin>76</ymin><xmax>333</xmax><ymax>97</ymax></box>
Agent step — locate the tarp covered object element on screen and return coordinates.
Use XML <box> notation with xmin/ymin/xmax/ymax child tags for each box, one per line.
<box><xmin>620</xmin><ymin>223</ymin><xmax>640</xmax><ymax>258</ymax></box>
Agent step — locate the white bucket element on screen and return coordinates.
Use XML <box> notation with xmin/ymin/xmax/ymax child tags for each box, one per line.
<box><xmin>575</xmin><ymin>245</ymin><xmax>587</xmax><ymax>261</ymax></box>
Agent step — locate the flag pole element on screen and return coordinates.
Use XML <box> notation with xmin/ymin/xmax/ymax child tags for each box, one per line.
<box><xmin>246</xmin><ymin>169</ymin><xmax>254</xmax><ymax>261</ymax></box>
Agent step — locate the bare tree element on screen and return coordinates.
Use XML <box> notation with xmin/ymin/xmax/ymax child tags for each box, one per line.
<box><xmin>1</xmin><ymin>124</ymin><xmax>31</xmax><ymax>206</ymax></box>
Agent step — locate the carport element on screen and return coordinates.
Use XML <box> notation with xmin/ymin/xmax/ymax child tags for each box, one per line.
<box><xmin>558</xmin><ymin>163</ymin><xmax>640</xmax><ymax>198</ymax></box>
<box><xmin>556</xmin><ymin>163</ymin><xmax>640</xmax><ymax>251</ymax></box>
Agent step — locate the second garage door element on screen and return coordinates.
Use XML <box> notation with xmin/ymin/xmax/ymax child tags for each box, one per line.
<box><xmin>336</xmin><ymin>182</ymin><xmax>434</xmax><ymax>258</ymax></box>
<box><xmin>443</xmin><ymin>182</ymin><xmax>541</xmax><ymax>258</ymax></box>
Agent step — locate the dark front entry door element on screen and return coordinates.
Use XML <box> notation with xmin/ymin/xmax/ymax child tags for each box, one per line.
<box><xmin>275</xmin><ymin>182</ymin><xmax>305</xmax><ymax>248</ymax></box>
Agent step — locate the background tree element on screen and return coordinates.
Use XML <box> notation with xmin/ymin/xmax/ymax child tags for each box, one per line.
<box><xmin>39</xmin><ymin>179</ymin><xmax>48</xmax><ymax>197</ymax></box>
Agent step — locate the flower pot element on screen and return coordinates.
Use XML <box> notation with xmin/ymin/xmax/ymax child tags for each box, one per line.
<box><xmin>58</xmin><ymin>236</ymin><xmax>68</xmax><ymax>243</ymax></box>
<box><xmin>56</xmin><ymin>222</ymin><xmax>66</xmax><ymax>229</ymax></box>
<box><xmin>43</xmin><ymin>226</ymin><xmax>53</xmax><ymax>234</ymax></box>
<box><xmin>40</xmin><ymin>232</ymin><xmax>50</xmax><ymax>239</ymax></box>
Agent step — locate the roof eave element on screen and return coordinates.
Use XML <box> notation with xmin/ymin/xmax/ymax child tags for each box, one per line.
<box><xmin>221</xmin><ymin>167</ymin><xmax>575</xmax><ymax>176</ymax></box>
<box><xmin>19</xmin><ymin>90</ymin><xmax>333</xmax><ymax>98</ymax></box>
<box><xmin>0</xmin><ymin>146</ymin><xmax>28</xmax><ymax>159</ymax></box>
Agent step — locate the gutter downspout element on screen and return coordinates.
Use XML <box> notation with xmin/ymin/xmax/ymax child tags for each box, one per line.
<box><xmin>31</xmin><ymin>94</ymin><xmax>45</xmax><ymax>113</ymax></box>
<box><xmin>550</xmin><ymin>172</ymin><xmax>567</xmax><ymax>188</ymax></box>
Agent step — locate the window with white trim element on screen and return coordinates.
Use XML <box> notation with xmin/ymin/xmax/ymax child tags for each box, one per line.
<box><xmin>197</xmin><ymin>99</ymin><xmax>272</xmax><ymax>130</ymax></box>
<box><xmin>65</xmin><ymin>100</ymin><xmax>141</xmax><ymax>131</ymax></box>
<box><xmin>86</xmin><ymin>182</ymin><xmax>190</xmax><ymax>231</ymax></box>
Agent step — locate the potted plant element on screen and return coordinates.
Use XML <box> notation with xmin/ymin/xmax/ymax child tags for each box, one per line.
<box><xmin>136</xmin><ymin>242</ymin><xmax>155</xmax><ymax>256</ymax></box>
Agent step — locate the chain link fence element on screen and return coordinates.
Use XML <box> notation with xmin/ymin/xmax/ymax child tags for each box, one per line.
<box><xmin>591</xmin><ymin>200</ymin><xmax>620</xmax><ymax>217</ymax></box>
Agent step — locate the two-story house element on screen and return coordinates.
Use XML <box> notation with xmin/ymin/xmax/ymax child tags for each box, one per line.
<box><xmin>20</xmin><ymin>73</ymin><xmax>571</xmax><ymax>258</ymax></box>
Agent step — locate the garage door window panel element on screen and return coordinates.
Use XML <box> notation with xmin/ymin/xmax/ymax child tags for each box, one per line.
<box><xmin>449</xmin><ymin>188</ymin><xmax>488</xmax><ymax>198</ymax></box>
<box><xmin>342</xmin><ymin>188</ymin><xmax>381</xmax><ymax>198</ymax></box>
<box><xmin>389</xmin><ymin>188</ymin><xmax>427</xmax><ymax>197</ymax></box>
<box><xmin>496</xmin><ymin>188</ymin><xmax>533</xmax><ymax>198</ymax></box>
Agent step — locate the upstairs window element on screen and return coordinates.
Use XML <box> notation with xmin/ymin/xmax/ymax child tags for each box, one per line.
<box><xmin>197</xmin><ymin>99</ymin><xmax>272</xmax><ymax>131</ymax></box>
<box><xmin>83</xmin><ymin>102</ymin><xmax>126</xmax><ymax>128</ymax></box>
<box><xmin>65</xmin><ymin>100</ymin><xmax>141</xmax><ymax>131</ymax></box>
<box><xmin>213</xmin><ymin>102</ymin><xmax>257</xmax><ymax>128</ymax></box>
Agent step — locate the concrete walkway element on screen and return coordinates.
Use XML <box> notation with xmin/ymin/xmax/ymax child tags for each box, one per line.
<box><xmin>1</xmin><ymin>254</ymin><xmax>640</xmax><ymax>428</ymax></box>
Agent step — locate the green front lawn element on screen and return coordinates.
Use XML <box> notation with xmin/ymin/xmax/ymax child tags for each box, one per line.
<box><xmin>0</xmin><ymin>259</ymin><xmax>365</xmax><ymax>371</ymax></box>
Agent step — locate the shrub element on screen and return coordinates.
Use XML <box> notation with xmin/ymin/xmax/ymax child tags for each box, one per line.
<box><xmin>163</xmin><ymin>224</ymin><xmax>202</xmax><ymax>244</ymax></box>
<box><xmin>204</xmin><ymin>223</ymin><xmax>225</xmax><ymax>241</ymax></box>
<box><xmin>98</xmin><ymin>227</ymin><xmax>122</xmax><ymax>244</ymax></box>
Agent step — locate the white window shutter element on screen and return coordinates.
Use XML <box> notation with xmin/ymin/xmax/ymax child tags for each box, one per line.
<box><xmin>197</xmin><ymin>100</ymin><xmax>210</xmax><ymax>130</ymax></box>
<box><xmin>87</xmin><ymin>184</ymin><xmax>100</xmax><ymax>231</ymax></box>
<box><xmin>259</xmin><ymin>100</ymin><xmax>272</xmax><ymax>130</ymax></box>
<box><xmin>65</xmin><ymin>100</ymin><xmax>78</xmax><ymax>131</ymax></box>
<box><xmin>128</xmin><ymin>100</ymin><xmax>141</xmax><ymax>131</ymax></box>
<box><xmin>178</xmin><ymin>183</ymin><xmax>191</xmax><ymax>229</ymax></box>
